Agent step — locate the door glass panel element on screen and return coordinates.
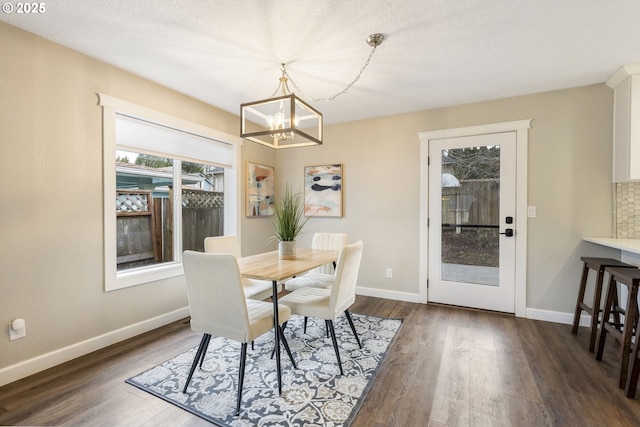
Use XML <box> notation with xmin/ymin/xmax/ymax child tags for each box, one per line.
<box><xmin>440</xmin><ymin>146</ymin><xmax>500</xmax><ymax>286</ymax></box>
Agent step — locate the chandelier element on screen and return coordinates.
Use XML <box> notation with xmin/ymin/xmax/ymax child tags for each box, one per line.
<box><xmin>240</xmin><ymin>33</ymin><xmax>385</xmax><ymax>149</ymax></box>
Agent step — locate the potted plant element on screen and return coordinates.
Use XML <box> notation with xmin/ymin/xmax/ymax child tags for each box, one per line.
<box><xmin>272</xmin><ymin>184</ymin><xmax>309</xmax><ymax>259</ymax></box>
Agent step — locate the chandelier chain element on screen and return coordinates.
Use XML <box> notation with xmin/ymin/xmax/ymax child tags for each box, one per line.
<box><xmin>282</xmin><ymin>44</ymin><xmax>379</xmax><ymax>103</ymax></box>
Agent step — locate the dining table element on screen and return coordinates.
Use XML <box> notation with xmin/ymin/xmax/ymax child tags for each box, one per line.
<box><xmin>237</xmin><ymin>247</ymin><xmax>339</xmax><ymax>394</ymax></box>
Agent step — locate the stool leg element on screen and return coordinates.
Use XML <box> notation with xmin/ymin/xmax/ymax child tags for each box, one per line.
<box><xmin>596</xmin><ymin>275</ymin><xmax>616</xmax><ymax>361</ymax></box>
<box><xmin>612</xmin><ymin>283</ymin><xmax>622</xmax><ymax>330</ymax></box>
<box><xmin>572</xmin><ymin>262</ymin><xmax>590</xmax><ymax>334</ymax></box>
<box><xmin>625</xmin><ymin>325</ymin><xmax>640</xmax><ymax>398</ymax></box>
<box><xmin>618</xmin><ymin>283</ymin><xmax>639</xmax><ymax>389</ymax></box>
<box><xmin>588</xmin><ymin>267</ymin><xmax>606</xmax><ymax>352</ymax></box>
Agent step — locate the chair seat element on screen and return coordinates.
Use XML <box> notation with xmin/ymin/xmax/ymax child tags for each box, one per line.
<box><xmin>280</xmin><ymin>287</ymin><xmax>331</xmax><ymax>318</ymax></box>
<box><xmin>244</xmin><ymin>278</ymin><xmax>280</xmax><ymax>301</ymax></box>
<box><xmin>245</xmin><ymin>299</ymin><xmax>291</xmax><ymax>342</ymax></box>
<box><xmin>188</xmin><ymin>298</ymin><xmax>290</xmax><ymax>343</ymax></box>
<box><xmin>279</xmin><ymin>287</ymin><xmax>354</xmax><ymax>320</ymax></box>
<box><xmin>285</xmin><ymin>273</ymin><xmax>334</xmax><ymax>291</ymax></box>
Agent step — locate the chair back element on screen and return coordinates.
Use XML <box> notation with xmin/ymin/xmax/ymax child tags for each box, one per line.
<box><xmin>329</xmin><ymin>241</ymin><xmax>364</xmax><ymax>315</ymax></box>
<box><xmin>204</xmin><ymin>235</ymin><xmax>241</xmax><ymax>258</ymax></box>
<box><xmin>311</xmin><ymin>232</ymin><xmax>348</xmax><ymax>274</ymax></box>
<box><xmin>182</xmin><ymin>250</ymin><xmax>251</xmax><ymax>342</ymax></box>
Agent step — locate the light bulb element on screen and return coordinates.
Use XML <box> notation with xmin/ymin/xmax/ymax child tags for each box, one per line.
<box><xmin>275</xmin><ymin>112</ymin><xmax>284</xmax><ymax>127</ymax></box>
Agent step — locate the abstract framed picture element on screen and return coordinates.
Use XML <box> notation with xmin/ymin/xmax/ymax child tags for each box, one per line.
<box><xmin>304</xmin><ymin>164</ymin><xmax>343</xmax><ymax>217</ymax></box>
<box><xmin>246</xmin><ymin>162</ymin><xmax>275</xmax><ymax>217</ymax></box>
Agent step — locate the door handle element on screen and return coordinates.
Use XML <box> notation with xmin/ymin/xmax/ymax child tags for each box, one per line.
<box><xmin>500</xmin><ymin>228</ymin><xmax>514</xmax><ymax>237</ymax></box>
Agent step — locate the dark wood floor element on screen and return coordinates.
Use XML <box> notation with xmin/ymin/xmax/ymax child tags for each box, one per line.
<box><xmin>1</xmin><ymin>296</ymin><xmax>640</xmax><ymax>426</ymax></box>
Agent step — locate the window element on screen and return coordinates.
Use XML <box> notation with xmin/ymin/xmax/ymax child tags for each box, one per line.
<box><xmin>99</xmin><ymin>94</ymin><xmax>241</xmax><ymax>291</ymax></box>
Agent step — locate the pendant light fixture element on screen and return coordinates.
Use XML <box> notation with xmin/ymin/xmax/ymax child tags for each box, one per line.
<box><xmin>240</xmin><ymin>67</ymin><xmax>322</xmax><ymax>149</ymax></box>
<box><xmin>240</xmin><ymin>33</ymin><xmax>385</xmax><ymax>149</ymax></box>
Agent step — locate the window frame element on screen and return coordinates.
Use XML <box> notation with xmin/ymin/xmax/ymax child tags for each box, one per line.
<box><xmin>99</xmin><ymin>94</ymin><xmax>242</xmax><ymax>291</ymax></box>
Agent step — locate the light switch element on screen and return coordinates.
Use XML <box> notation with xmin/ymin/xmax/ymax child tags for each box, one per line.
<box><xmin>527</xmin><ymin>206</ymin><xmax>537</xmax><ymax>218</ymax></box>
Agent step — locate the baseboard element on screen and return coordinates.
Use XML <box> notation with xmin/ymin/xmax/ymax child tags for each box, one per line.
<box><xmin>526</xmin><ymin>307</ymin><xmax>590</xmax><ymax>326</ymax></box>
<box><xmin>356</xmin><ymin>287</ymin><xmax>592</xmax><ymax>328</ymax></box>
<box><xmin>0</xmin><ymin>306</ymin><xmax>190</xmax><ymax>388</ymax></box>
<box><xmin>355</xmin><ymin>286</ymin><xmax>425</xmax><ymax>304</ymax></box>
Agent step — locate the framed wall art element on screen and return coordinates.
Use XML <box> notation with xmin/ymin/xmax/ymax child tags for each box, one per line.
<box><xmin>246</xmin><ymin>162</ymin><xmax>275</xmax><ymax>217</ymax></box>
<box><xmin>304</xmin><ymin>164</ymin><xmax>343</xmax><ymax>217</ymax></box>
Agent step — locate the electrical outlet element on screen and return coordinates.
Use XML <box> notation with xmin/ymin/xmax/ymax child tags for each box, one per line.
<box><xmin>9</xmin><ymin>319</ymin><xmax>26</xmax><ymax>341</ymax></box>
<box><xmin>386</xmin><ymin>268</ymin><xmax>393</xmax><ymax>278</ymax></box>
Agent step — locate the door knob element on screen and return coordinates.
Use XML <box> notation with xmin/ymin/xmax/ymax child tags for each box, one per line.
<box><xmin>500</xmin><ymin>228</ymin><xmax>514</xmax><ymax>237</ymax></box>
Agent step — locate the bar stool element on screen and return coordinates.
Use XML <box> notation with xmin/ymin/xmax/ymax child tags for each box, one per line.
<box><xmin>572</xmin><ymin>257</ymin><xmax>637</xmax><ymax>352</ymax></box>
<box><xmin>595</xmin><ymin>266</ymin><xmax>640</xmax><ymax>389</ymax></box>
<box><xmin>625</xmin><ymin>315</ymin><xmax>640</xmax><ymax>398</ymax></box>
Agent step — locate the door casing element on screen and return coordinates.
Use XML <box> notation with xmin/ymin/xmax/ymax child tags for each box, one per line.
<box><xmin>418</xmin><ymin>120</ymin><xmax>531</xmax><ymax>317</ymax></box>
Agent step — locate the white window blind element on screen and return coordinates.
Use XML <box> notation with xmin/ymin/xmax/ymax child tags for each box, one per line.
<box><xmin>115</xmin><ymin>114</ymin><xmax>234</xmax><ymax>168</ymax></box>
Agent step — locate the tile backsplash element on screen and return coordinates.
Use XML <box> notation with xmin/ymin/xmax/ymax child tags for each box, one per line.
<box><xmin>616</xmin><ymin>182</ymin><xmax>640</xmax><ymax>238</ymax></box>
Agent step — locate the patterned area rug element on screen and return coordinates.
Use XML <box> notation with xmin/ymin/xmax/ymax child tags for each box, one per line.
<box><xmin>126</xmin><ymin>313</ymin><xmax>402</xmax><ymax>426</ymax></box>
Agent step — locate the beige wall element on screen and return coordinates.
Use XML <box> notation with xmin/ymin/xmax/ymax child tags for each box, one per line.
<box><xmin>278</xmin><ymin>85</ymin><xmax>620</xmax><ymax>312</ymax></box>
<box><xmin>0</xmin><ymin>22</ymin><xmax>248</xmax><ymax>373</ymax></box>
<box><xmin>0</xmin><ymin>21</ymin><xmax>622</xmax><ymax>381</ymax></box>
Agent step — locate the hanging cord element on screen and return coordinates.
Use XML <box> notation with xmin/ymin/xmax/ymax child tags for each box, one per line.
<box><xmin>281</xmin><ymin>33</ymin><xmax>384</xmax><ymax>103</ymax></box>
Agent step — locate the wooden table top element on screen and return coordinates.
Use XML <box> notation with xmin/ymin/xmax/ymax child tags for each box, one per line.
<box><xmin>237</xmin><ymin>248</ymin><xmax>339</xmax><ymax>282</ymax></box>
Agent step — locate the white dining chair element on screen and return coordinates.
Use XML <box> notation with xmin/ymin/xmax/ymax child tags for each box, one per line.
<box><xmin>204</xmin><ymin>235</ymin><xmax>278</xmax><ymax>300</ymax></box>
<box><xmin>279</xmin><ymin>241</ymin><xmax>364</xmax><ymax>375</ymax></box>
<box><xmin>284</xmin><ymin>232</ymin><xmax>348</xmax><ymax>291</ymax></box>
<box><xmin>181</xmin><ymin>250</ymin><xmax>296</xmax><ymax>416</ymax></box>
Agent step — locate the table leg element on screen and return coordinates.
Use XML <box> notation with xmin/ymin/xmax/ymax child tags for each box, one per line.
<box><xmin>272</xmin><ymin>280</ymin><xmax>282</xmax><ymax>395</ymax></box>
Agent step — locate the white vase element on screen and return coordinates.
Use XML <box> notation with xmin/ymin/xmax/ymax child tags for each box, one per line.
<box><xmin>279</xmin><ymin>241</ymin><xmax>296</xmax><ymax>260</ymax></box>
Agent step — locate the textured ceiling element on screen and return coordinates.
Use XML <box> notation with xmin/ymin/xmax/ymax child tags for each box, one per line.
<box><xmin>3</xmin><ymin>0</ymin><xmax>640</xmax><ymax>124</ymax></box>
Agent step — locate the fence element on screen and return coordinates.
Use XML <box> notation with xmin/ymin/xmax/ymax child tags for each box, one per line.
<box><xmin>116</xmin><ymin>188</ymin><xmax>224</xmax><ymax>270</ymax></box>
<box><xmin>441</xmin><ymin>179</ymin><xmax>500</xmax><ymax>268</ymax></box>
<box><xmin>441</xmin><ymin>179</ymin><xmax>499</xmax><ymax>228</ymax></box>
<box><xmin>181</xmin><ymin>188</ymin><xmax>224</xmax><ymax>252</ymax></box>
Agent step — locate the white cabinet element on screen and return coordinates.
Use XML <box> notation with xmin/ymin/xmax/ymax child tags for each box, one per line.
<box><xmin>607</xmin><ymin>64</ymin><xmax>640</xmax><ymax>182</ymax></box>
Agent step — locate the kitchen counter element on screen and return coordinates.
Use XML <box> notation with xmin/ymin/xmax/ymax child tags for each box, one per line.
<box><xmin>583</xmin><ymin>237</ymin><xmax>640</xmax><ymax>255</ymax></box>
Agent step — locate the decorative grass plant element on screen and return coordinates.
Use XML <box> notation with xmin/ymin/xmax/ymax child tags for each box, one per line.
<box><xmin>272</xmin><ymin>184</ymin><xmax>308</xmax><ymax>242</ymax></box>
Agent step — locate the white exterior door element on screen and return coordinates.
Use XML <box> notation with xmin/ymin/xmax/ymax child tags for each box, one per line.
<box><xmin>427</xmin><ymin>131</ymin><xmax>517</xmax><ymax>313</ymax></box>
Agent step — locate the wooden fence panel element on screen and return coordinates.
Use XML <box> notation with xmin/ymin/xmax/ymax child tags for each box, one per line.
<box><xmin>442</xmin><ymin>179</ymin><xmax>499</xmax><ymax>227</ymax></box>
<box><xmin>116</xmin><ymin>190</ymin><xmax>157</xmax><ymax>270</ymax></box>
<box><xmin>182</xmin><ymin>207</ymin><xmax>223</xmax><ymax>251</ymax></box>
<box><xmin>182</xmin><ymin>188</ymin><xmax>224</xmax><ymax>252</ymax></box>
